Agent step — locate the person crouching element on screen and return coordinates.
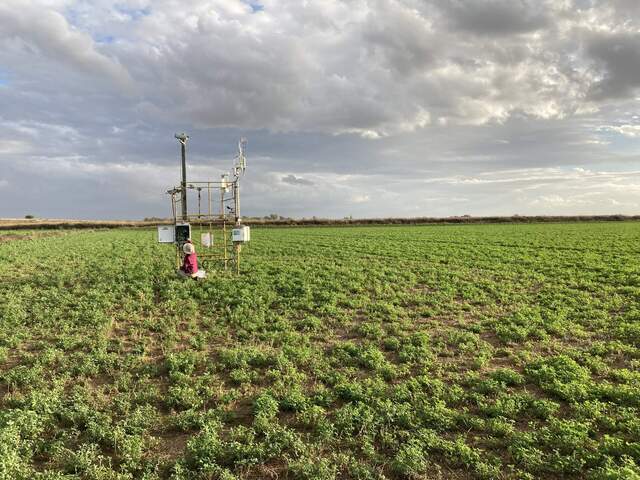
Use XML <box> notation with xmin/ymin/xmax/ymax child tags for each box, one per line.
<box><xmin>180</xmin><ymin>241</ymin><xmax>199</xmax><ymax>279</ymax></box>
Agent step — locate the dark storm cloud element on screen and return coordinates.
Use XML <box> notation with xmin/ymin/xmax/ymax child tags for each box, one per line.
<box><xmin>585</xmin><ymin>32</ymin><xmax>640</xmax><ymax>100</ymax></box>
<box><xmin>0</xmin><ymin>0</ymin><xmax>639</xmax><ymax>219</ymax></box>
<box><xmin>281</xmin><ymin>174</ymin><xmax>314</xmax><ymax>186</ymax></box>
<box><xmin>433</xmin><ymin>0</ymin><xmax>550</xmax><ymax>36</ymax></box>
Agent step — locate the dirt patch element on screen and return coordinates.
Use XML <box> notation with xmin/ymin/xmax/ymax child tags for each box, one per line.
<box><xmin>0</xmin><ymin>232</ymin><xmax>66</xmax><ymax>243</ymax></box>
<box><xmin>152</xmin><ymin>431</ymin><xmax>191</xmax><ymax>462</ymax></box>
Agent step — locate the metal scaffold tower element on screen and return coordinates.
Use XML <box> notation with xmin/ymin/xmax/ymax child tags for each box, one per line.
<box><xmin>157</xmin><ymin>134</ymin><xmax>250</xmax><ymax>275</ymax></box>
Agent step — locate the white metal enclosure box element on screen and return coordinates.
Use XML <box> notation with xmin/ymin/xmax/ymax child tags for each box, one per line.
<box><xmin>201</xmin><ymin>232</ymin><xmax>212</xmax><ymax>248</ymax></box>
<box><xmin>157</xmin><ymin>225</ymin><xmax>175</xmax><ymax>243</ymax></box>
<box><xmin>232</xmin><ymin>226</ymin><xmax>251</xmax><ymax>242</ymax></box>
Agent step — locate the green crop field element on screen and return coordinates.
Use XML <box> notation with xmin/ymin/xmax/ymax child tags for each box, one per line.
<box><xmin>1</xmin><ymin>223</ymin><xmax>639</xmax><ymax>479</ymax></box>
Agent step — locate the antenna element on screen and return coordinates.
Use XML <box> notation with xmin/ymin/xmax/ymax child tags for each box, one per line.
<box><xmin>233</xmin><ymin>137</ymin><xmax>247</xmax><ymax>178</ymax></box>
<box><xmin>175</xmin><ymin>132</ymin><xmax>189</xmax><ymax>144</ymax></box>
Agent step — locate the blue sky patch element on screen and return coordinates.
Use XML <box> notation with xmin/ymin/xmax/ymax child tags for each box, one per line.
<box><xmin>114</xmin><ymin>5</ymin><xmax>151</xmax><ymax>21</ymax></box>
<box><xmin>242</xmin><ymin>1</ymin><xmax>264</xmax><ymax>13</ymax></box>
<box><xmin>95</xmin><ymin>34</ymin><xmax>116</xmax><ymax>44</ymax></box>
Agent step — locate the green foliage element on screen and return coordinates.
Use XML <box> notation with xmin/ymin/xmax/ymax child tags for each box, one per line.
<box><xmin>287</xmin><ymin>456</ymin><xmax>337</xmax><ymax>480</ymax></box>
<box><xmin>1</xmin><ymin>223</ymin><xmax>639</xmax><ymax>478</ymax></box>
<box><xmin>526</xmin><ymin>354</ymin><xmax>593</xmax><ymax>401</ymax></box>
<box><xmin>392</xmin><ymin>439</ymin><xmax>429</xmax><ymax>477</ymax></box>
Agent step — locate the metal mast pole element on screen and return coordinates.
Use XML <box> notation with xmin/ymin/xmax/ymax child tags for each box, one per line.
<box><xmin>234</xmin><ymin>180</ymin><xmax>240</xmax><ymax>224</ymax></box>
<box><xmin>180</xmin><ymin>140</ymin><xmax>187</xmax><ymax>221</ymax></box>
<box><xmin>175</xmin><ymin>133</ymin><xmax>189</xmax><ymax>222</ymax></box>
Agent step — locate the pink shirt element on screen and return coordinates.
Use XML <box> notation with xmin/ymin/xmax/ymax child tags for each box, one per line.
<box><xmin>182</xmin><ymin>253</ymin><xmax>198</xmax><ymax>274</ymax></box>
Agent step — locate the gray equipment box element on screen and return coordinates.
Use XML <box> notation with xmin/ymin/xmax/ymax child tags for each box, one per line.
<box><xmin>175</xmin><ymin>223</ymin><xmax>191</xmax><ymax>243</ymax></box>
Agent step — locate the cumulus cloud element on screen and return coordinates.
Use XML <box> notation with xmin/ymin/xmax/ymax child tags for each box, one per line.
<box><xmin>3</xmin><ymin>0</ymin><xmax>638</xmax><ymax>131</ymax></box>
<box><xmin>599</xmin><ymin>124</ymin><xmax>640</xmax><ymax>137</ymax></box>
<box><xmin>0</xmin><ymin>0</ymin><xmax>133</xmax><ymax>91</ymax></box>
<box><xmin>0</xmin><ymin>0</ymin><xmax>639</xmax><ymax>218</ymax></box>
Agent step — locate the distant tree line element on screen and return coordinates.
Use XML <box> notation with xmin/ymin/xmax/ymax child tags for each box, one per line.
<box><xmin>3</xmin><ymin>214</ymin><xmax>640</xmax><ymax>231</ymax></box>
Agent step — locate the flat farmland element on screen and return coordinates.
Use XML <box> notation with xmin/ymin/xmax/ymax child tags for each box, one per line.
<box><xmin>1</xmin><ymin>223</ymin><xmax>639</xmax><ymax>479</ymax></box>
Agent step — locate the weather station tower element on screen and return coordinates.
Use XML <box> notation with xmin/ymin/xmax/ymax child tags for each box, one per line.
<box><xmin>157</xmin><ymin>134</ymin><xmax>251</xmax><ymax>275</ymax></box>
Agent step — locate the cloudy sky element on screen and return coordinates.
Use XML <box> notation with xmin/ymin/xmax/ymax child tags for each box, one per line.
<box><xmin>0</xmin><ymin>0</ymin><xmax>639</xmax><ymax>219</ymax></box>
